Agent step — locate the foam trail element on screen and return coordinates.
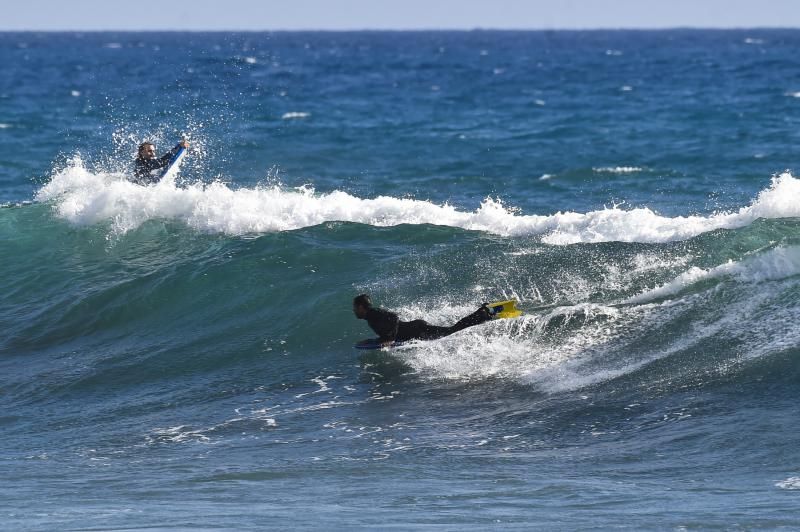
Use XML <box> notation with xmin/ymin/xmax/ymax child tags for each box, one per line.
<box><xmin>393</xmin><ymin>302</ymin><xmax>671</xmax><ymax>392</ymax></box>
<box><xmin>395</xmin><ymin>246</ymin><xmax>800</xmax><ymax>391</ymax></box>
<box><xmin>36</xmin><ymin>160</ymin><xmax>800</xmax><ymax>243</ymax></box>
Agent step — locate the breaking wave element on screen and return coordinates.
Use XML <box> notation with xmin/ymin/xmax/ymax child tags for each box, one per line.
<box><xmin>35</xmin><ymin>158</ymin><xmax>800</xmax><ymax>244</ymax></box>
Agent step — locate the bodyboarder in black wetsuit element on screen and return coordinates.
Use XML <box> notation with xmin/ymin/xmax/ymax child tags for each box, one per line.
<box><xmin>353</xmin><ymin>294</ymin><xmax>494</xmax><ymax>346</ymax></box>
<box><xmin>132</xmin><ymin>140</ymin><xmax>189</xmax><ymax>184</ymax></box>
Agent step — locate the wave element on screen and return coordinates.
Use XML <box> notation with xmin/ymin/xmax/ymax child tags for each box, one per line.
<box><xmin>4</xmin><ymin>198</ymin><xmax>798</xmax><ymax>402</ymax></box>
<box><xmin>624</xmin><ymin>245</ymin><xmax>800</xmax><ymax>305</ymax></box>
<box><xmin>35</xmin><ymin>159</ymin><xmax>800</xmax><ymax>244</ymax></box>
<box><xmin>394</xmin><ymin>284</ymin><xmax>798</xmax><ymax>395</ymax></box>
<box><xmin>375</xmin><ymin>240</ymin><xmax>800</xmax><ymax>393</ymax></box>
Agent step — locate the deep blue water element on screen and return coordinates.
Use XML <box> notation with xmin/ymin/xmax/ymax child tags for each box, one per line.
<box><xmin>2</xmin><ymin>30</ymin><xmax>800</xmax><ymax>529</ymax></box>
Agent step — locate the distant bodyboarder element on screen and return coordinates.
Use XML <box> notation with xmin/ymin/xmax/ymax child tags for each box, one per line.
<box><xmin>133</xmin><ymin>139</ymin><xmax>189</xmax><ymax>184</ymax></box>
<box><xmin>353</xmin><ymin>294</ymin><xmax>495</xmax><ymax>348</ymax></box>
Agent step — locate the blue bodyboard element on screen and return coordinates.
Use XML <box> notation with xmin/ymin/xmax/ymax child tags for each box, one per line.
<box><xmin>160</xmin><ymin>145</ymin><xmax>186</xmax><ymax>182</ymax></box>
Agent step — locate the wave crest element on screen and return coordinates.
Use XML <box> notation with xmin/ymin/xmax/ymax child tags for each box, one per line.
<box><xmin>35</xmin><ymin>160</ymin><xmax>800</xmax><ymax>244</ymax></box>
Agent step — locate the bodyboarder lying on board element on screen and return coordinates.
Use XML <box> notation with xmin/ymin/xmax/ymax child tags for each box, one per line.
<box><xmin>132</xmin><ymin>139</ymin><xmax>189</xmax><ymax>184</ymax></box>
<box><xmin>353</xmin><ymin>293</ymin><xmax>495</xmax><ymax>347</ymax></box>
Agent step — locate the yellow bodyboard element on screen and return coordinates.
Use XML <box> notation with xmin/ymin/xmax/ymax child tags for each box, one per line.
<box><xmin>487</xmin><ymin>299</ymin><xmax>523</xmax><ymax>319</ymax></box>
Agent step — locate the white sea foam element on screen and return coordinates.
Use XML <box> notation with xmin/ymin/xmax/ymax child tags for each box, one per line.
<box><xmin>281</xmin><ymin>112</ymin><xmax>310</xmax><ymax>120</ymax></box>
<box><xmin>624</xmin><ymin>267</ymin><xmax>712</xmax><ymax>305</ymax></box>
<box><xmin>0</xmin><ymin>123</ymin><xmax>11</xmax><ymax>129</ymax></box>
<box><xmin>35</xmin><ymin>160</ymin><xmax>800</xmax><ymax>244</ymax></box>
<box><xmin>775</xmin><ymin>477</ymin><xmax>800</xmax><ymax>490</ymax></box>
<box><xmin>394</xmin><ymin>300</ymin><xmax>675</xmax><ymax>392</ymax></box>
<box><xmin>147</xmin><ymin>425</ymin><xmax>211</xmax><ymax>444</ymax></box>
<box><xmin>593</xmin><ymin>166</ymin><xmax>643</xmax><ymax>173</ymax></box>
<box><xmin>624</xmin><ymin>246</ymin><xmax>800</xmax><ymax>305</ymax></box>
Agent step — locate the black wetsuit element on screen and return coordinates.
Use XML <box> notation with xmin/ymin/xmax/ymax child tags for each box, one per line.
<box><xmin>365</xmin><ymin>305</ymin><xmax>492</xmax><ymax>343</ymax></box>
<box><xmin>133</xmin><ymin>144</ymin><xmax>181</xmax><ymax>184</ymax></box>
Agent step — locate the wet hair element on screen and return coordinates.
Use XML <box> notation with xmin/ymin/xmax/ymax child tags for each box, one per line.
<box><xmin>138</xmin><ymin>142</ymin><xmax>155</xmax><ymax>154</ymax></box>
<box><xmin>353</xmin><ymin>294</ymin><xmax>372</xmax><ymax>308</ymax></box>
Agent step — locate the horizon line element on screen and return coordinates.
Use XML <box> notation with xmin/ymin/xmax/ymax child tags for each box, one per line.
<box><xmin>1</xmin><ymin>26</ymin><xmax>799</xmax><ymax>33</ymax></box>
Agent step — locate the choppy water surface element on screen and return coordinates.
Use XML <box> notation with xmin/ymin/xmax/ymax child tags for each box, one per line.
<box><xmin>2</xmin><ymin>30</ymin><xmax>800</xmax><ymax>529</ymax></box>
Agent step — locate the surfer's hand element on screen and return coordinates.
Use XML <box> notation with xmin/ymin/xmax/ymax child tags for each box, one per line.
<box><xmin>179</xmin><ymin>140</ymin><xmax>189</xmax><ymax>148</ymax></box>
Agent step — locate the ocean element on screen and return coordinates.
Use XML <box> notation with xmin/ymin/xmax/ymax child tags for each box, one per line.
<box><xmin>2</xmin><ymin>30</ymin><xmax>800</xmax><ymax>529</ymax></box>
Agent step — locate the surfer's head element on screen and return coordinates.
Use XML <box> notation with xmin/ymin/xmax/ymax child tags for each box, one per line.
<box><xmin>353</xmin><ymin>294</ymin><xmax>372</xmax><ymax>319</ymax></box>
<box><xmin>137</xmin><ymin>142</ymin><xmax>156</xmax><ymax>160</ymax></box>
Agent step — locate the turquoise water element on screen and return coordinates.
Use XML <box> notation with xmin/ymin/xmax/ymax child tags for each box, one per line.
<box><xmin>2</xmin><ymin>30</ymin><xmax>800</xmax><ymax>529</ymax></box>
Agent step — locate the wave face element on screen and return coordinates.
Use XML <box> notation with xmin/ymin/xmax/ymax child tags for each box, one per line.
<box><xmin>3</xmin><ymin>30</ymin><xmax>800</xmax><ymax>530</ymax></box>
<box><xmin>5</xmin><ymin>196</ymin><xmax>799</xmax><ymax>394</ymax></box>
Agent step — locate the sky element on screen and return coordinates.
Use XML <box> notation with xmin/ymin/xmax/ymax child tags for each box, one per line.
<box><xmin>2</xmin><ymin>0</ymin><xmax>800</xmax><ymax>31</ymax></box>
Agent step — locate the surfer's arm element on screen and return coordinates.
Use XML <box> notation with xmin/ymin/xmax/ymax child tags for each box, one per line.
<box><xmin>155</xmin><ymin>144</ymin><xmax>182</xmax><ymax>168</ymax></box>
